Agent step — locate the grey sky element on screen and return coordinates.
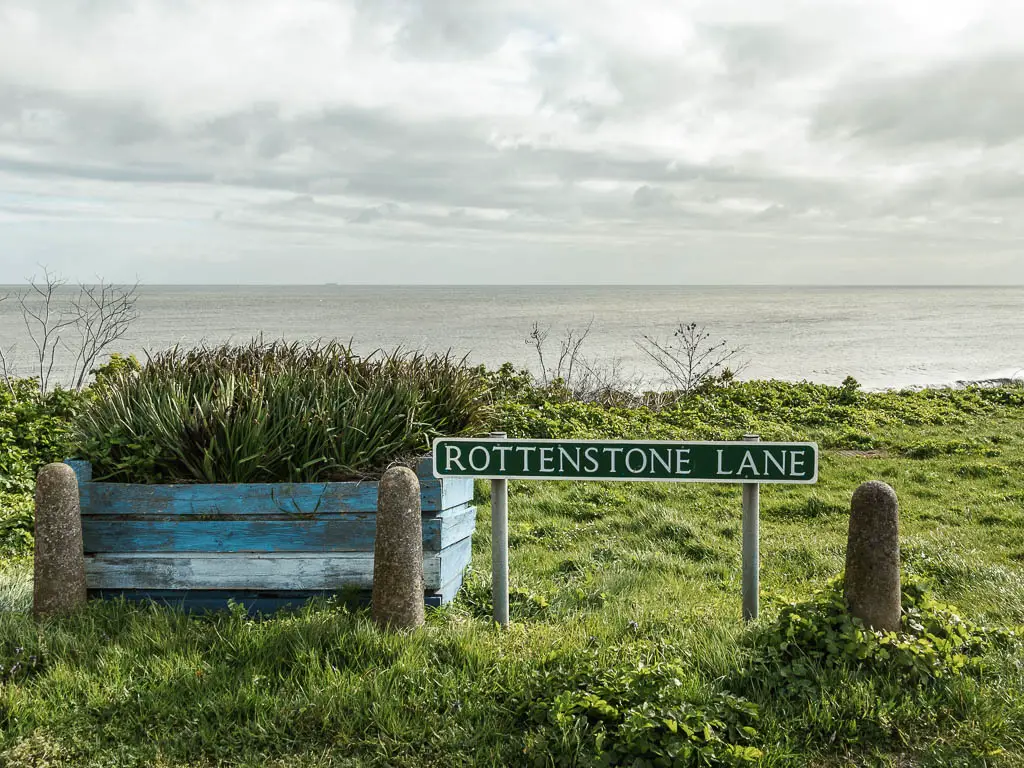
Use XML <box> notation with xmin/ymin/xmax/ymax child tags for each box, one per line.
<box><xmin>1</xmin><ymin>0</ymin><xmax>1022</xmax><ymax>284</ymax></box>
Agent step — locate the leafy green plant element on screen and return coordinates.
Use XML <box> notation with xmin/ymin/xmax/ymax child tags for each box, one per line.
<box><xmin>91</xmin><ymin>353</ymin><xmax>142</xmax><ymax>385</ymax></box>
<box><xmin>0</xmin><ymin>378</ymin><xmax>85</xmax><ymax>555</ymax></box>
<box><xmin>73</xmin><ymin>340</ymin><xmax>490</xmax><ymax>483</ymax></box>
<box><xmin>837</xmin><ymin>375</ymin><xmax>862</xmax><ymax>405</ymax></box>
<box><xmin>518</xmin><ymin>647</ymin><xmax>762</xmax><ymax>766</ymax></box>
<box><xmin>742</xmin><ymin>576</ymin><xmax>1019</xmax><ymax>698</ymax></box>
<box><xmin>0</xmin><ymin>379</ymin><xmax>83</xmax><ymax>495</ymax></box>
<box><xmin>0</xmin><ymin>494</ymin><xmax>33</xmax><ymax>557</ymax></box>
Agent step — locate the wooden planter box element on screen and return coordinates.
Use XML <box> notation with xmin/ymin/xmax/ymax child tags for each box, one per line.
<box><xmin>64</xmin><ymin>457</ymin><xmax>476</xmax><ymax>613</ymax></box>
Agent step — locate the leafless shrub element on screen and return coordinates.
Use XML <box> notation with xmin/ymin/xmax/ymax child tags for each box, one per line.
<box><xmin>525</xmin><ymin>322</ymin><xmax>551</xmax><ymax>385</ymax></box>
<box><xmin>2</xmin><ymin>266</ymin><xmax>140</xmax><ymax>397</ymax></box>
<box><xmin>636</xmin><ymin>322</ymin><xmax>745</xmax><ymax>400</ymax></box>
<box><xmin>525</xmin><ymin>320</ymin><xmax>648</xmax><ymax>405</ymax></box>
<box><xmin>526</xmin><ymin>319</ymin><xmax>593</xmax><ymax>387</ymax></box>
<box><xmin>69</xmin><ymin>279</ymin><xmax>140</xmax><ymax>391</ymax></box>
<box><xmin>17</xmin><ymin>267</ymin><xmax>79</xmax><ymax>395</ymax></box>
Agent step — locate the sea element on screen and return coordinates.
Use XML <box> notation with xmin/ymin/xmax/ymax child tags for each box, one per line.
<box><xmin>0</xmin><ymin>285</ymin><xmax>1020</xmax><ymax>391</ymax></box>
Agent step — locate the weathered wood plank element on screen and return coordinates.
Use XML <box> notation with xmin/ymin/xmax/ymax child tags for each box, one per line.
<box><xmin>425</xmin><ymin>572</ymin><xmax>466</xmax><ymax>608</ymax></box>
<box><xmin>417</xmin><ymin>458</ymin><xmax>476</xmax><ymax>510</ymax></box>
<box><xmin>85</xmin><ymin>551</ymin><xmax>445</xmax><ymax>590</ymax></box>
<box><xmin>77</xmin><ymin>476</ymin><xmax>473</xmax><ymax>516</ymax></box>
<box><xmin>81</xmin><ymin>505</ymin><xmax>476</xmax><ymax>554</ymax></box>
<box><xmin>415</xmin><ymin>456</ymin><xmax>432</xmax><ymax>478</ymax></box>
<box><xmin>438</xmin><ymin>505</ymin><xmax>477</xmax><ymax>550</ymax></box>
<box><xmin>83</xmin><ymin>518</ymin><xmax>377</xmax><ymax>554</ymax></box>
<box><xmin>79</xmin><ymin>482</ymin><xmax>376</xmax><ymax>514</ymax></box>
<box><xmin>65</xmin><ymin>459</ymin><xmax>92</xmax><ymax>485</ymax></box>
<box><xmin>436</xmin><ymin>476</ymin><xmax>475</xmax><ymax>512</ymax></box>
<box><xmin>438</xmin><ymin>536</ymin><xmax>474</xmax><ymax>587</ymax></box>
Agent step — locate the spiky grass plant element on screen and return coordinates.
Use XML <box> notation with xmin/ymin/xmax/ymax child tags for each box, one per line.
<box><xmin>73</xmin><ymin>340</ymin><xmax>489</xmax><ymax>483</ymax></box>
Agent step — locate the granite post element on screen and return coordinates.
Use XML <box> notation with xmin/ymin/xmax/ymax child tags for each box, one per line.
<box><xmin>372</xmin><ymin>466</ymin><xmax>425</xmax><ymax>630</ymax></box>
<box><xmin>33</xmin><ymin>462</ymin><xmax>87</xmax><ymax>618</ymax></box>
<box><xmin>844</xmin><ymin>480</ymin><xmax>901</xmax><ymax>632</ymax></box>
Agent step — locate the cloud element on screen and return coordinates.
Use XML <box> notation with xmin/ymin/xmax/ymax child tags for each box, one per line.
<box><xmin>813</xmin><ymin>53</ymin><xmax>1024</xmax><ymax>148</ymax></box>
<box><xmin>0</xmin><ymin>0</ymin><xmax>1022</xmax><ymax>283</ymax></box>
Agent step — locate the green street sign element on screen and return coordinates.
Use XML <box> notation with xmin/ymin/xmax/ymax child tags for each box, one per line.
<box><xmin>433</xmin><ymin>438</ymin><xmax>818</xmax><ymax>484</ymax></box>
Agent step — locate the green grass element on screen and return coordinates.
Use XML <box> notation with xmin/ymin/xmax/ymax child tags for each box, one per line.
<box><xmin>1</xmin><ymin>378</ymin><xmax>1024</xmax><ymax>765</ymax></box>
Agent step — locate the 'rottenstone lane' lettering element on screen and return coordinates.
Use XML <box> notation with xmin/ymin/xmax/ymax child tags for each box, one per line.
<box><xmin>434</xmin><ymin>439</ymin><xmax>818</xmax><ymax>484</ymax></box>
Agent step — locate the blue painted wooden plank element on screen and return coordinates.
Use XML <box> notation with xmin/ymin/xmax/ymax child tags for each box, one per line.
<box><xmin>437</xmin><ymin>536</ymin><xmax>474</xmax><ymax>588</ymax></box>
<box><xmin>83</xmin><ymin>517</ymin><xmax>376</xmax><ymax>554</ymax></box>
<box><xmin>425</xmin><ymin>571</ymin><xmax>466</xmax><ymax>608</ymax></box>
<box><xmin>85</xmin><ymin>551</ymin><xmax>446</xmax><ymax>590</ymax></box>
<box><xmin>79</xmin><ymin>482</ymin><xmax>384</xmax><ymax>515</ymax></box>
<box><xmin>416</xmin><ymin>457</ymin><xmax>475</xmax><ymax>510</ymax></box>
<box><xmin>65</xmin><ymin>459</ymin><xmax>92</xmax><ymax>484</ymax></box>
<box><xmin>439</xmin><ymin>505</ymin><xmax>477</xmax><ymax>550</ymax></box>
<box><xmin>81</xmin><ymin>505</ymin><xmax>476</xmax><ymax>554</ymax></box>
<box><xmin>438</xmin><ymin>477</ymin><xmax>475</xmax><ymax>511</ymax></box>
<box><xmin>77</xmin><ymin>476</ymin><xmax>473</xmax><ymax>516</ymax></box>
<box><xmin>83</xmin><ymin>517</ymin><xmax>399</xmax><ymax>554</ymax></box>
<box><xmin>415</xmin><ymin>455</ymin><xmax>432</xmax><ymax>477</ymax></box>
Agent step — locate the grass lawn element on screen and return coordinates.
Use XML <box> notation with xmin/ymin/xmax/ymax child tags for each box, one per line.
<box><xmin>1</xmin><ymin>385</ymin><xmax>1023</xmax><ymax>766</ymax></box>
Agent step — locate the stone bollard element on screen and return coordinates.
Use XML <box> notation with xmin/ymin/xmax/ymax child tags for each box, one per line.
<box><xmin>844</xmin><ymin>480</ymin><xmax>901</xmax><ymax>632</ymax></box>
<box><xmin>372</xmin><ymin>466</ymin><xmax>425</xmax><ymax>630</ymax></box>
<box><xmin>33</xmin><ymin>463</ymin><xmax>88</xmax><ymax>619</ymax></box>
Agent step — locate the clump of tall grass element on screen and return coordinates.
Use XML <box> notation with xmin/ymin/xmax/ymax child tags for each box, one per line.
<box><xmin>74</xmin><ymin>340</ymin><xmax>489</xmax><ymax>483</ymax></box>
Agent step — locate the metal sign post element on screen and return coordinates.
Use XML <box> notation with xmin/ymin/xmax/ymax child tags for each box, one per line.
<box><xmin>489</xmin><ymin>431</ymin><xmax>510</xmax><ymax>627</ymax></box>
<box><xmin>741</xmin><ymin>434</ymin><xmax>760</xmax><ymax>621</ymax></box>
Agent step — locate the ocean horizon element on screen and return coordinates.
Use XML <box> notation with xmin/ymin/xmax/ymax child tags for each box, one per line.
<box><xmin>1</xmin><ymin>284</ymin><xmax>1021</xmax><ymax>391</ymax></box>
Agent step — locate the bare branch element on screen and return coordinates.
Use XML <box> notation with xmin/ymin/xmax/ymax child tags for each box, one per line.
<box><xmin>18</xmin><ymin>266</ymin><xmax>77</xmax><ymax>395</ymax></box>
<box><xmin>556</xmin><ymin>318</ymin><xmax>592</xmax><ymax>386</ymax></box>
<box><xmin>636</xmin><ymin>322</ymin><xmax>746</xmax><ymax>400</ymax></box>
<box><xmin>13</xmin><ymin>267</ymin><xmax>140</xmax><ymax>394</ymax></box>
<box><xmin>521</xmin><ymin>318</ymin><xmax>650</xmax><ymax>404</ymax></box>
<box><xmin>69</xmin><ymin>279</ymin><xmax>140</xmax><ymax>391</ymax></box>
<box><xmin>525</xmin><ymin>322</ymin><xmax>550</xmax><ymax>386</ymax></box>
